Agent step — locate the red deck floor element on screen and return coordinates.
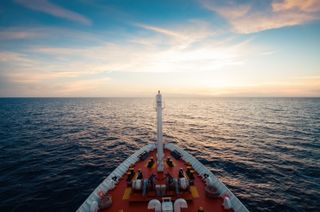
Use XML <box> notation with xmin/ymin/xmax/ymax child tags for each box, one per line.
<box><xmin>101</xmin><ymin>149</ymin><xmax>232</xmax><ymax>212</ymax></box>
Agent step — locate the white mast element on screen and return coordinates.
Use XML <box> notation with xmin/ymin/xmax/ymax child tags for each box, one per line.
<box><xmin>156</xmin><ymin>90</ymin><xmax>164</xmax><ymax>172</ymax></box>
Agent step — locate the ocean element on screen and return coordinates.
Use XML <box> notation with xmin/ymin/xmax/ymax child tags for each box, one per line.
<box><xmin>0</xmin><ymin>97</ymin><xmax>319</xmax><ymax>211</ymax></box>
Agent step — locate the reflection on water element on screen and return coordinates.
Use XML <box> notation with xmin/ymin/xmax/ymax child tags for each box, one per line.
<box><xmin>0</xmin><ymin>97</ymin><xmax>319</xmax><ymax>211</ymax></box>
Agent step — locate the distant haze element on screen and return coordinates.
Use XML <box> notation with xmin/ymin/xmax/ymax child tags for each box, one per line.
<box><xmin>0</xmin><ymin>0</ymin><xmax>320</xmax><ymax>97</ymax></box>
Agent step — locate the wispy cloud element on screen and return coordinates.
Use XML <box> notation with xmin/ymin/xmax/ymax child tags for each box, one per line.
<box><xmin>15</xmin><ymin>0</ymin><xmax>91</xmax><ymax>25</ymax></box>
<box><xmin>0</xmin><ymin>28</ymin><xmax>42</xmax><ymax>40</ymax></box>
<box><xmin>1</xmin><ymin>71</ymin><xmax>111</xmax><ymax>97</ymax></box>
<box><xmin>0</xmin><ymin>22</ymin><xmax>253</xmax><ymax>96</ymax></box>
<box><xmin>26</xmin><ymin>43</ymin><xmax>244</xmax><ymax>74</ymax></box>
<box><xmin>0</xmin><ymin>23</ymin><xmax>246</xmax><ymax>75</ymax></box>
<box><xmin>55</xmin><ymin>77</ymin><xmax>111</xmax><ymax>95</ymax></box>
<box><xmin>190</xmin><ymin>77</ymin><xmax>320</xmax><ymax>97</ymax></box>
<box><xmin>272</xmin><ymin>0</ymin><xmax>320</xmax><ymax>13</ymax></box>
<box><xmin>1</xmin><ymin>18</ymin><xmax>317</xmax><ymax>96</ymax></box>
<box><xmin>136</xmin><ymin>20</ymin><xmax>220</xmax><ymax>48</ymax></box>
<box><xmin>136</xmin><ymin>24</ymin><xmax>186</xmax><ymax>40</ymax></box>
<box><xmin>0</xmin><ymin>26</ymin><xmax>104</xmax><ymax>41</ymax></box>
<box><xmin>201</xmin><ymin>0</ymin><xmax>320</xmax><ymax>33</ymax></box>
<box><xmin>260</xmin><ymin>50</ymin><xmax>278</xmax><ymax>56</ymax></box>
<box><xmin>0</xmin><ymin>50</ymin><xmax>113</xmax><ymax>96</ymax></box>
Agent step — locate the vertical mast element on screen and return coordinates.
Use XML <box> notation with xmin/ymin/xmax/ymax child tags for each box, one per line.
<box><xmin>156</xmin><ymin>90</ymin><xmax>164</xmax><ymax>172</ymax></box>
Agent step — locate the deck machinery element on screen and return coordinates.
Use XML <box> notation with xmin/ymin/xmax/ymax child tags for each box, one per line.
<box><xmin>78</xmin><ymin>91</ymin><xmax>249</xmax><ymax>212</ymax></box>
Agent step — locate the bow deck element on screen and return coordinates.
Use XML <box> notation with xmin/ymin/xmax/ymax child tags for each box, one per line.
<box><xmin>103</xmin><ymin>149</ymin><xmax>232</xmax><ymax>212</ymax></box>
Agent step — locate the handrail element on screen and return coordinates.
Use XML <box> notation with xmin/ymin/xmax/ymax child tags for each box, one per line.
<box><xmin>165</xmin><ymin>143</ymin><xmax>249</xmax><ymax>212</ymax></box>
<box><xmin>77</xmin><ymin>144</ymin><xmax>156</xmax><ymax>212</ymax></box>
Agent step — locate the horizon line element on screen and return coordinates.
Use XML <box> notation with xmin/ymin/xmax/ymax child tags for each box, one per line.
<box><xmin>0</xmin><ymin>96</ymin><xmax>319</xmax><ymax>98</ymax></box>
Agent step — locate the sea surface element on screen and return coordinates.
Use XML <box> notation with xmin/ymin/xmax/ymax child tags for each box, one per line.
<box><xmin>0</xmin><ymin>97</ymin><xmax>319</xmax><ymax>212</ymax></box>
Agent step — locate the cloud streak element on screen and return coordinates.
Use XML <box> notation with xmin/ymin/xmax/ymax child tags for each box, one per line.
<box><xmin>201</xmin><ymin>0</ymin><xmax>320</xmax><ymax>33</ymax></box>
<box><xmin>27</xmin><ymin>32</ymin><xmax>248</xmax><ymax>74</ymax></box>
<box><xmin>136</xmin><ymin>20</ymin><xmax>220</xmax><ymax>49</ymax></box>
<box><xmin>0</xmin><ymin>26</ymin><xmax>108</xmax><ymax>42</ymax></box>
<box><xmin>15</xmin><ymin>0</ymin><xmax>91</xmax><ymax>25</ymax></box>
<box><xmin>0</xmin><ymin>11</ymin><xmax>318</xmax><ymax>97</ymax></box>
<box><xmin>0</xmin><ymin>22</ymin><xmax>253</xmax><ymax>96</ymax></box>
<box><xmin>136</xmin><ymin>24</ymin><xmax>186</xmax><ymax>40</ymax></box>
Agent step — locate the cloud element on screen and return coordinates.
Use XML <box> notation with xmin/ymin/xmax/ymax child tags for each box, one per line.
<box><xmin>30</xmin><ymin>37</ymin><xmax>247</xmax><ymax>73</ymax></box>
<box><xmin>2</xmin><ymin>22</ymin><xmax>300</xmax><ymax>97</ymax></box>
<box><xmin>0</xmin><ymin>51</ymin><xmax>90</xmax><ymax>84</ymax></box>
<box><xmin>0</xmin><ymin>22</ymin><xmax>253</xmax><ymax>96</ymax></box>
<box><xmin>0</xmin><ymin>50</ymin><xmax>113</xmax><ymax>96</ymax></box>
<box><xmin>1</xmin><ymin>72</ymin><xmax>111</xmax><ymax>97</ymax></box>
<box><xmin>135</xmin><ymin>20</ymin><xmax>224</xmax><ymax>53</ymax></box>
<box><xmin>10</xmin><ymin>22</ymin><xmax>247</xmax><ymax>74</ymax></box>
<box><xmin>55</xmin><ymin>77</ymin><xmax>111</xmax><ymax>95</ymax></box>
<box><xmin>136</xmin><ymin>24</ymin><xmax>186</xmax><ymax>40</ymax></box>
<box><xmin>272</xmin><ymin>0</ymin><xmax>320</xmax><ymax>13</ymax></box>
<box><xmin>0</xmin><ymin>51</ymin><xmax>29</xmax><ymax>62</ymax></box>
<box><xmin>0</xmin><ymin>27</ymin><xmax>105</xmax><ymax>41</ymax></box>
<box><xmin>15</xmin><ymin>0</ymin><xmax>91</xmax><ymax>25</ymax></box>
<box><xmin>5</xmin><ymin>70</ymin><xmax>80</xmax><ymax>84</ymax></box>
<box><xmin>201</xmin><ymin>0</ymin><xmax>320</xmax><ymax>33</ymax></box>
<box><xmin>0</xmin><ymin>23</ymin><xmax>246</xmax><ymax>77</ymax></box>
<box><xmin>188</xmin><ymin>76</ymin><xmax>320</xmax><ymax>97</ymax></box>
<box><xmin>0</xmin><ymin>29</ymin><xmax>42</xmax><ymax>40</ymax></box>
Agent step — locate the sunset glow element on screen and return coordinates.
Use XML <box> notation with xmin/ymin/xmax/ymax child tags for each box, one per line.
<box><xmin>0</xmin><ymin>0</ymin><xmax>320</xmax><ymax>97</ymax></box>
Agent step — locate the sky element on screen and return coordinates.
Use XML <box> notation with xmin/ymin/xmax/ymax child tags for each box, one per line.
<box><xmin>0</xmin><ymin>0</ymin><xmax>319</xmax><ymax>97</ymax></box>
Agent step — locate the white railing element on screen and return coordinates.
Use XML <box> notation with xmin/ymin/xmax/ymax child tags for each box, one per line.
<box><xmin>77</xmin><ymin>143</ymin><xmax>248</xmax><ymax>212</ymax></box>
<box><xmin>77</xmin><ymin>143</ymin><xmax>156</xmax><ymax>212</ymax></box>
<box><xmin>165</xmin><ymin>143</ymin><xmax>249</xmax><ymax>212</ymax></box>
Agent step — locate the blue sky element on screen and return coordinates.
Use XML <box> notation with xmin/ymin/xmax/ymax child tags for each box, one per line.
<box><xmin>0</xmin><ymin>0</ymin><xmax>319</xmax><ymax>97</ymax></box>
